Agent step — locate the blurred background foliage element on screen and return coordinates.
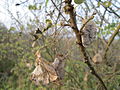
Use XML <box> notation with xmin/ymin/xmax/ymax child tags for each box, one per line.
<box><xmin>0</xmin><ymin>0</ymin><xmax>120</xmax><ymax>90</ymax></box>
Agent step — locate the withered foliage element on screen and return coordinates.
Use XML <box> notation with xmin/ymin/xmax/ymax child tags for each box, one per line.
<box><xmin>92</xmin><ymin>53</ymin><xmax>102</xmax><ymax>64</ymax></box>
<box><xmin>81</xmin><ymin>20</ymin><xmax>97</xmax><ymax>47</ymax></box>
<box><xmin>30</xmin><ymin>51</ymin><xmax>65</xmax><ymax>86</ymax></box>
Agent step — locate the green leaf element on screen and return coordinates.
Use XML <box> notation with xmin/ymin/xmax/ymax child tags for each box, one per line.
<box><xmin>97</xmin><ymin>2</ymin><xmax>101</xmax><ymax>7</ymax></box>
<box><xmin>110</xmin><ymin>23</ymin><xmax>115</xmax><ymax>27</ymax></box>
<box><xmin>74</xmin><ymin>0</ymin><xmax>85</xmax><ymax>4</ymax></box>
<box><xmin>39</xmin><ymin>5</ymin><xmax>41</xmax><ymax>10</ymax></box>
<box><xmin>9</xmin><ymin>27</ymin><xmax>16</xmax><ymax>31</ymax></box>
<box><xmin>43</xmin><ymin>19</ymin><xmax>52</xmax><ymax>32</ymax></box>
<box><xmin>103</xmin><ymin>1</ymin><xmax>112</xmax><ymax>8</ymax></box>
<box><xmin>46</xmin><ymin>19</ymin><xmax>52</xmax><ymax>23</ymax></box>
<box><xmin>102</xmin><ymin>31</ymin><xmax>106</xmax><ymax>35</ymax></box>
<box><xmin>45</xmin><ymin>0</ymin><xmax>49</xmax><ymax>6</ymax></box>
<box><xmin>107</xmin><ymin>30</ymin><xmax>111</xmax><ymax>34</ymax></box>
<box><xmin>97</xmin><ymin>33</ymin><xmax>101</xmax><ymax>37</ymax></box>
<box><xmin>28</xmin><ymin>5</ymin><xmax>37</xmax><ymax>10</ymax></box>
<box><xmin>46</xmin><ymin>19</ymin><xmax>52</xmax><ymax>28</ymax></box>
<box><xmin>28</xmin><ymin>5</ymin><xmax>33</xmax><ymax>10</ymax></box>
<box><xmin>35</xmin><ymin>19</ymin><xmax>39</xmax><ymax>24</ymax></box>
<box><xmin>32</xmin><ymin>5</ymin><xmax>37</xmax><ymax>10</ymax></box>
<box><xmin>20</xmin><ymin>25</ymin><xmax>24</xmax><ymax>31</ymax></box>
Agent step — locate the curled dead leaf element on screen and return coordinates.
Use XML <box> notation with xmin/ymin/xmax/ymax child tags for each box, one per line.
<box><xmin>92</xmin><ymin>53</ymin><xmax>102</xmax><ymax>64</ymax></box>
<box><xmin>81</xmin><ymin>20</ymin><xmax>97</xmax><ymax>47</ymax></box>
<box><xmin>32</xmin><ymin>41</ymin><xmax>36</xmax><ymax>47</ymax></box>
<box><xmin>31</xmin><ymin>51</ymin><xmax>66</xmax><ymax>85</ymax></box>
<box><xmin>53</xmin><ymin>54</ymin><xmax>66</xmax><ymax>80</ymax></box>
<box><xmin>31</xmin><ymin>61</ymin><xmax>58</xmax><ymax>85</ymax></box>
<box><xmin>84</xmin><ymin>72</ymin><xmax>89</xmax><ymax>81</ymax></box>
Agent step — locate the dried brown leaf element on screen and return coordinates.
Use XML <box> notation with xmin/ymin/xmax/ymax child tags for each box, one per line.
<box><xmin>92</xmin><ymin>53</ymin><xmax>102</xmax><ymax>64</ymax></box>
<box><xmin>31</xmin><ymin>51</ymin><xmax>66</xmax><ymax>85</ymax></box>
<box><xmin>82</xmin><ymin>21</ymin><xmax>97</xmax><ymax>47</ymax></box>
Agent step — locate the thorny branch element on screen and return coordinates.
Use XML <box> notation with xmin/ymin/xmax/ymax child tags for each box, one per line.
<box><xmin>51</xmin><ymin>0</ymin><xmax>107</xmax><ymax>89</ymax></box>
<box><xmin>15</xmin><ymin>0</ymin><xmax>29</xmax><ymax>6</ymax></box>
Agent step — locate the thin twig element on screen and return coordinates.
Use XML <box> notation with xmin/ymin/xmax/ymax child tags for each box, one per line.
<box><xmin>100</xmin><ymin>8</ymin><xmax>107</xmax><ymax>27</ymax></box>
<box><xmin>80</xmin><ymin>16</ymin><xmax>94</xmax><ymax>31</ymax></box>
<box><xmin>51</xmin><ymin>0</ymin><xmax>68</xmax><ymax>22</ymax></box>
<box><xmin>100</xmin><ymin>0</ymin><xmax>112</xmax><ymax>26</ymax></box>
<box><xmin>97</xmin><ymin>1</ymin><xmax>120</xmax><ymax>18</ymax></box>
<box><xmin>90</xmin><ymin>0</ymin><xmax>110</xmax><ymax>24</ymax></box>
<box><xmin>15</xmin><ymin>0</ymin><xmax>29</xmax><ymax>6</ymax></box>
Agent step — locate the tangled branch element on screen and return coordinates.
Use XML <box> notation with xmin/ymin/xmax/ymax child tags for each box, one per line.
<box><xmin>51</xmin><ymin>0</ymin><xmax>107</xmax><ymax>89</ymax></box>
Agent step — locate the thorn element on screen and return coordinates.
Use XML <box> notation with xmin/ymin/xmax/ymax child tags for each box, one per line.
<box><xmin>15</xmin><ymin>3</ymin><xmax>20</xmax><ymax>6</ymax></box>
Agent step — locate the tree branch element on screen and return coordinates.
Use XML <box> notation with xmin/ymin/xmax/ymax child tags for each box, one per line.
<box><xmin>63</xmin><ymin>0</ymin><xmax>107</xmax><ymax>90</ymax></box>
<box><xmin>98</xmin><ymin>1</ymin><xmax>120</xmax><ymax>18</ymax></box>
<box><xmin>80</xmin><ymin>15</ymin><xmax>94</xmax><ymax>32</ymax></box>
<box><xmin>104</xmin><ymin>23</ymin><xmax>120</xmax><ymax>59</ymax></box>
